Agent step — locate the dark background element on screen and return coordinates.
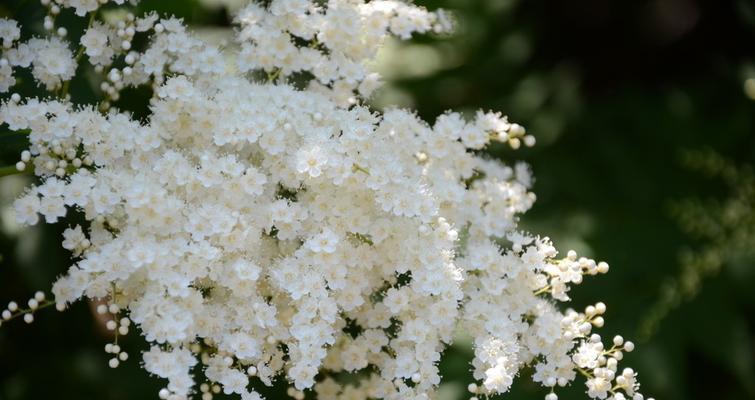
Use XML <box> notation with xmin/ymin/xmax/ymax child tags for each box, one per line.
<box><xmin>1</xmin><ymin>0</ymin><xmax>754</xmax><ymax>399</ymax></box>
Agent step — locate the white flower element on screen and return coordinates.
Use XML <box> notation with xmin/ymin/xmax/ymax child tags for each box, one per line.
<box><xmin>239</xmin><ymin>167</ymin><xmax>267</xmax><ymax>196</ymax></box>
<box><xmin>25</xmin><ymin>37</ymin><xmax>76</xmax><ymax>90</ymax></box>
<box><xmin>39</xmin><ymin>195</ymin><xmax>66</xmax><ymax>223</ymax></box>
<box><xmin>483</xmin><ymin>362</ymin><xmax>514</xmax><ymax>393</ymax></box>
<box><xmin>80</xmin><ymin>23</ymin><xmax>115</xmax><ymax>66</ymax></box>
<box><xmin>296</xmin><ymin>145</ymin><xmax>328</xmax><ymax>178</ymax></box>
<box><xmin>59</xmin><ymin>0</ymin><xmax>131</xmax><ymax>17</ymax></box>
<box><xmin>230</xmin><ymin>258</ymin><xmax>261</xmax><ymax>281</ymax></box>
<box><xmin>573</xmin><ymin>341</ymin><xmax>602</xmax><ymax>369</ymax></box>
<box><xmin>62</xmin><ymin>225</ymin><xmax>86</xmax><ymax>251</ymax></box>
<box><xmin>0</xmin><ymin>18</ymin><xmax>21</xmax><ymax>48</ymax></box>
<box><xmin>13</xmin><ymin>193</ymin><xmax>40</xmax><ymax>225</ymax></box>
<box><xmin>0</xmin><ymin>63</ymin><xmax>15</xmax><ymax>92</ymax></box>
<box><xmin>586</xmin><ymin>369</ymin><xmax>613</xmax><ymax>399</ymax></box>
<box><xmin>143</xmin><ymin>346</ymin><xmax>197</xmax><ymax>397</ymax></box>
<box><xmin>0</xmin><ymin>2</ymin><xmax>648</xmax><ymax>400</ymax></box>
<box><xmin>307</xmin><ymin>228</ymin><xmax>339</xmax><ymax>253</ymax></box>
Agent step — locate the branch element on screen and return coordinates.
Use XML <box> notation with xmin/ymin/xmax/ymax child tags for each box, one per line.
<box><xmin>0</xmin><ymin>165</ymin><xmax>31</xmax><ymax>178</ymax></box>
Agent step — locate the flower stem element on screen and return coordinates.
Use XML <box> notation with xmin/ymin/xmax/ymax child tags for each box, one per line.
<box><xmin>2</xmin><ymin>300</ymin><xmax>55</xmax><ymax>323</ymax></box>
<box><xmin>0</xmin><ymin>165</ymin><xmax>24</xmax><ymax>178</ymax></box>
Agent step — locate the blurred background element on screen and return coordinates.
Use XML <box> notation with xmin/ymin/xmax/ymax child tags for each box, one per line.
<box><xmin>1</xmin><ymin>0</ymin><xmax>754</xmax><ymax>399</ymax></box>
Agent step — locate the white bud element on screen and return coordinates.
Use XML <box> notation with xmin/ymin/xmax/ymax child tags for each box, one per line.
<box><xmin>509</xmin><ymin>123</ymin><xmax>525</xmax><ymax>135</ymax></box>
<box><xmin>597</xmin><ymin>261</ymin><xmax>610</xmax><ymax>273</ymax></box>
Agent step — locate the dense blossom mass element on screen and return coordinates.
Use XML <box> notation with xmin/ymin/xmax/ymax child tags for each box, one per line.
<box><xmin>0</xmin><ymin>1</ymin><xmax>651</xmax><ymax>400</ymax></box>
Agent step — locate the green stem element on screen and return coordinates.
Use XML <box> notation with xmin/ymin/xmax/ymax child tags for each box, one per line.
<box><xmin>352</xmin><ymin>163</ymin><xmax>371</xmax><ymax>175</ymax></box>
<box><xmin>111</xmin><ymin>282</ymin><xmax>120</xmax><ymax>345</ymax></box>
<box><xmin>3</xmin><ymin>301</ymin><xmax>56</xmax><ymax>323</ymax></box>
<box><xmin>266</xmin><ymin>68</ymin><xmax>281</xmax><ymax>83</ymax></box>
<box><xmin>576</xmin><ymin>367</ymin><xmax>593</xmax><ymax>380</ymax></box>
<box><xmin>0</xmin><ymin>165</ymin><xmax>26</xmax><ymax>178</ymax></box>
<box><xmin>533</xmin><ymin>285</ymin><xmax>550</xmax><ymax>296</ymax></box>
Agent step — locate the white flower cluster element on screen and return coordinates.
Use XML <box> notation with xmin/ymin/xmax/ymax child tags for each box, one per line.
<box><xmin>0</xmin><ymin>19</ymin><xmax>75</xmax><ymax>92</ymax></box>
<box><xmin>1</xmin><ymin>1</ymin><xmax>652</xmax><ymax>400</ymax></box>
<box><xmin>45</xmin><ymin>0</ymin><xmax>136</xmax><ymax>17</ymax></box>
<box><xmin>234</xmin><ymin>0</ymin><xmax>452</xmax><ymax>106</ymax></box>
